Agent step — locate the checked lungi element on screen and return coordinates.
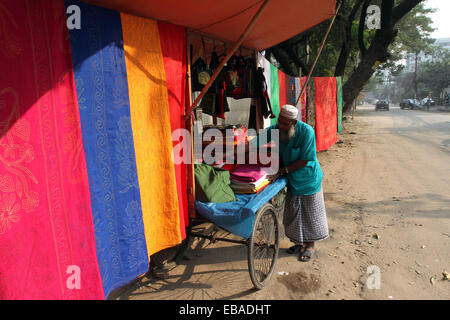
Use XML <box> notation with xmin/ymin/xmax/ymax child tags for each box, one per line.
<box><xmin>283</xmin><ymin>188</ymin><xmax>329</xmax><ymax>244</ymax></box>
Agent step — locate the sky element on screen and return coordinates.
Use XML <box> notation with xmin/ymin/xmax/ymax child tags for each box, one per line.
<box><xmin>424</xmin><ymin>0</ymin><xmax>450</xmax><ymax>39</ymax></box>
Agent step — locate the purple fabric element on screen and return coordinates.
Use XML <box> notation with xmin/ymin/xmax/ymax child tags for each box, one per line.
<box><xmin>230</xmin><ymin>165</ymin><xmax>270</xmax><ymax>183</ymax></box>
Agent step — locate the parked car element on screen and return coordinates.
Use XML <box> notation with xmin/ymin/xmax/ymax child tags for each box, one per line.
<box><xmin>400</xmin><ymin>99</ymin><xmax>421</xmax><ymax>110</ymax></box>
<box><xmin>375</xmin><ymin>100</ymin><xmax>389</xmax><ymax>111</ymax></box>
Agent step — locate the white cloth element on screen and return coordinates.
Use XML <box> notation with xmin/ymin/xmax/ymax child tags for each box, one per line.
<box><xmin>279</xmin><ymin>104</ymin><xmax>298</xmax><ymax>120</ymax></box>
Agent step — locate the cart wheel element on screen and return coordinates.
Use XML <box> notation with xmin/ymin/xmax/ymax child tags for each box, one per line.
<box><xmin>248</xmin><ymin>203</ymin><xmax>279</xmax><ymax>290</ymax></box>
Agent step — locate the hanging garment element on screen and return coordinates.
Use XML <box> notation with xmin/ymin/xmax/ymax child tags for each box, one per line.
<box><xmin>121</xmin><ymin>13</ymin><xmax>182</xmax><ymax>256</ymax></box>
<box><xmin>67</xmin><ymin>0</ymin><xmax>148</xmax><ymax>298</ymax></box>
<box><xmin>255</xmin><ymin>67</ymin><xmax>275</xmax><ymax>119</ymax></box>
<box><xmin>158</xmin><ymin>21</ymin><xmax>189</xmax><ymax>239</ymax></box>
<box><xmin>336</xmin><ymin>76</ymin><xmax>344</xmax><ymax>134</ymax></box>
<box><xmin>270</xmin><ymin>63</ymin><xmax>280</xmax><ymax>125</ymax></box>
<box><xmin>191</xmin><ymin>50</ymin><xmax>209</xmax><ymax>92</ymax></box>
<box><xmin>0</xmin><ymin>0</ymin><xmax>104</xmax><ymax>299</ymax></box>
<box><xmin>314</xmin><ymin>77</ymin><xmax>338</xmax><ymax>152</ymax></box>
<box><xmin>301</xmin><ymin>76</ymin><xmax>308</xmax><ymax>123</ymax></box>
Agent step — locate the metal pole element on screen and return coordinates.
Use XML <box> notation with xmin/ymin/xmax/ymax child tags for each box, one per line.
<box><xmin>295</xmin><ymin>0</ymin><xmax>342</xmax><ymax>108</ymax></box>
<box><xmin>185</xmin><ymin>0</ymin><xmax>272</xmax><ymax>119</ymax></box>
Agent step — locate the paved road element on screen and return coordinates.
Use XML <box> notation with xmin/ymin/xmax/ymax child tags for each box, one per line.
<box><xmin>117</xmin><ymin>104</ymin><xmax>449</xmax><ymax>300</ymax></box>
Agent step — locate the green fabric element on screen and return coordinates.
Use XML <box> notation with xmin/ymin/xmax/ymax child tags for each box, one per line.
<box><xmin>195</xmin><ymin>164</ymin><xmax>237</xmax><ymax>203</ymax></box>
<box><xmin>270</xmin><ymin>63</ymin><xmax>280</xmax><ymax>126</ymax></box>
<box><xmin>337</xmin><ymin>76</ymin><xmax>343</xmax><ymax>134</ymax></box>
<box><xmin>252</xmin><ymin>121</ymin><xmax>323</xmax><ymax>196</ymax></box>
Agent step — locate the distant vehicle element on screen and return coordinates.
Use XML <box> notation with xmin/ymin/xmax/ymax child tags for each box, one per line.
<box><xmin>400</xmin><ymin>99</ymin><xmax>421</xmax><ymax>110</ymax></box>
<box><xmin>421</xmin><ymin>97</ymin><xmax>434</xmax><ymax>107</ymax></box>
<box><xmin>375</xmin><ymin>100</ymin><xmax>389</xmax><ymax>111</ymax></box>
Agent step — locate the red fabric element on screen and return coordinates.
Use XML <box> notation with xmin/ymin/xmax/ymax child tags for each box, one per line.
<box><xmin>158</xmin><ymin>21</ymin><xmax>189</xmax><ymax>239</ymax></box>
<box><xmin>314</xmin><ymin>77</ymin><xmax>338</xmax><ymax>152</ymax></box>
<box><xmin>0</xmin><ymin>0</ymin><xmax>104</xmax><ymax>299</ymax></box>
<box><xmin>301</xmin><ymin>76</ymin><xmax>307</xmax><ymax>123</ymax></box>
<box><xmin>278</xmin><ymin>70</ymin><xmax>287</xmax><ymax>111</ymax></box>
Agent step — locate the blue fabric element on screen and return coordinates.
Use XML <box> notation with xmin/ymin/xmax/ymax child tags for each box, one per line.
<box><xmin>66</xmin><ymin>0</ymin><xmax>148</xmax><ymax>298</ymax></box>
<box><xmin>290</xmin><ymin>77</ymin><xmax>297</xmax><ymax>105</ymax></box>
<box><xmin>195</xmin><ymin>178</ymin><xmax>288</xmax><ymax>239</ymax></box>
<box><xmin>251</xmin><ymin>121</ymin><xmax>323</xmax><ymax>196</ymax></box>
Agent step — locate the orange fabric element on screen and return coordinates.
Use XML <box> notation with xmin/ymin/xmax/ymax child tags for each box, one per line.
<box><xmin>85</xmin><ymin>0</ymin><xmax>336</xmax><ymax>50</ymax></box>
<box><xmin>121</xmin><ymin>13</ymin><xmax>181</xmax><ymax>256</ymax></box>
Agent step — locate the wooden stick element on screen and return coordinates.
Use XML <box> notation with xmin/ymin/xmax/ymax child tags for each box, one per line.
<box><xmin>295</xmin><ymin>0</ymin><xmax>342</xmax><ymax>108</ymax></box>
<box><xmin>185</xmin><ymin>0</ymin><xmax>272</xmax><ymax>119</ymax></box>
<box><xmin>185</xmin><ymin>33</ymin><xmax>196</xmax><ymax>219</ymax></box>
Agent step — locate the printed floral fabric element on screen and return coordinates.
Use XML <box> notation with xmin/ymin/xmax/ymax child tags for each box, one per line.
<box><xmin>0</xmin><ymin>0</ymin><xmax>104</xmax><ymax>299</ymax></box>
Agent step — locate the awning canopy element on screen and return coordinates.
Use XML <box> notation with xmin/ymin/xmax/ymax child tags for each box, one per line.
<box><xmin>82</xmin><ymin>0</ymin><xmax>336</xmax><ymax>50</ymax></box>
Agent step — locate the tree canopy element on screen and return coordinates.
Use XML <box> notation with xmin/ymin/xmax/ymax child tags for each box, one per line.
<box><xmin>265</xmin><ymin>0</ymin><xmax>435</xmax><ymax>113</ymax></box>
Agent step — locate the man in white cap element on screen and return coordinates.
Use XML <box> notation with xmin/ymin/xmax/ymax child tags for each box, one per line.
<box><xmin>249</xmin><ymin>104</ymin><xmax>329</xmax><ymax>262</ymax></box>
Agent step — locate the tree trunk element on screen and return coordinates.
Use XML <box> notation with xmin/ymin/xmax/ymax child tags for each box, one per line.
<box><xmin>413</xmin><ymin>52</ymin><xmax>418</xmax><ymax>98</ymax></box>
<box><xmin>335</xmin><ymin>0</ymin><xmax>365</xmax><ymax>77</ymax></box>
<box><xmin>343</xmin><ymin>40</ymin><xmax>393</xmax><ymax>113</ymax></box>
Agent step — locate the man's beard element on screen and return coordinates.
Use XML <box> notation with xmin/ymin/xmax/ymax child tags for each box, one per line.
<box><xmin>279</xmin><ymin>125</ymin><xmax>295</xmax><ymax>144</ymax></box>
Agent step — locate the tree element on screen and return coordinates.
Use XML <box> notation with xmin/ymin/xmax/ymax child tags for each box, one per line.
<box><xmin>266</xmin><ymin>0</ymin><xmax>433</xmax><ymax>114</ymax></box>
<box><xmin>416</xmin><ymin>49</ymin><xmax>450</xmax><ymax>99</ymax></box>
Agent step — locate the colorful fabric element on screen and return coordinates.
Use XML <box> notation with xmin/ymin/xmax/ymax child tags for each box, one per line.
<box><xmin>121</xmin><ymin>13</ymin><xmax>182</xmax><ymax>256</ymax></box>
<box><xmin>289</xmin><ymin>77</ymin><xmax>296</xmax><ymax>105</ymax></box>
<box><xmin>278</xmin><ymin>70</ymin><xmax>287</xmax><ymax>116</ymax></box>
<box><xmin>158</xmin><ymin>21</ymin><xmax>188</xmax><ymax>240</ymax></box>
<box><xmin>0</xmin><ymin>0</ymin><xmax>104</xmax><ymax>299</ymax></box>
<box><xmin>314</xmin><ymin>77</ymin><xmax>338</xmax><ymax>151</ymax></box>
<box><xmin>231</xmin><ymin>180</ymin><xmax>270</xmax><ymax>194</ymax></box>
<box><xmin>270</xmin><ymin>64</ymin><xmax>280</xmax><ymax>126</ymax></box>
<box><xmin>230</xmin><ymin>165</ymin><xmax>270</xmax><ymax>183</ymax></box>
<box><xmin>195</xmin><ymin>164</ymin><xmax>237</xmax><ymax>203</ymax></box>
<box><xmin>336</xmin><ymin>76</ymin><xmax>343</xmax><ymax>134</ymax></box>
<box><xmin>300</xmin><ymin>77</ymin><xmax>307</xmax><ymax>123</ymax></box>
<box><xmin>66</xmin><ymin>0</ymin><xmax>148</xmax><ymax>298</ymax></box>
<box><xmin>295</xmin><ymin>78</ymin><xmax>302</xmax><ymax>121</ymax></box>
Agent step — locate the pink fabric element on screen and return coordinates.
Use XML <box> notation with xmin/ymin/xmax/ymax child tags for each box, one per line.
<box><xmin>301</xmin><ymin>77</ymin><xmax>307</xmax><ymax>123</ymax></box>
<box><xmin>230</xmin><ymin>165</ymin><xmax>270</xmax><ymax>183</ymax></box>
<box><xmin>0</xmin><ymin>0</ymin><xmax>104</xmax><ymax>299</ymax></box>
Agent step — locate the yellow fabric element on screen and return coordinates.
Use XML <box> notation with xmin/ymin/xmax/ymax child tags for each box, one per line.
<box><xmin>121</xmin><ymin>13</ymin><xmax>181</xmax><ymax>257</ymax></box>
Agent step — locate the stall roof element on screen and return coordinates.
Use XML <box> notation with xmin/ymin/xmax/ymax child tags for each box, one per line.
<box><xmin>82</xmin><ymin>0</ymin><xmax>336</xmax><ymax>50</ymax></box>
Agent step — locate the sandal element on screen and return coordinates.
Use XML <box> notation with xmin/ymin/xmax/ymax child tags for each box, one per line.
<box><xmin>299</xmin><ymin>247</ymin><xmax>314</xmax><ymax>262</ymax></box>
<box><xmin>286</xmin><ymin>244</ymin><xmax>303</xmax><ymax>254</ymax></box>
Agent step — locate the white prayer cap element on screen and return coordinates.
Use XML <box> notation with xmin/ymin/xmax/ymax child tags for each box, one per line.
<box><xmin>279</xmin><ymin>104</ymin><xmax>298</xmax><ymax>120</ymax></box>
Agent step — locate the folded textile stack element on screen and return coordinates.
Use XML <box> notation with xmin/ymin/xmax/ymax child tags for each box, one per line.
<box><xmin>230</xmin><ymin>165</ymin><xmax>271</xmax><ymax>194</ymax></box>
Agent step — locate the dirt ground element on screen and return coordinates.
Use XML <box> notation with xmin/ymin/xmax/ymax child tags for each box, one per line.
<box><xmin>114</xmin><ymin>104</ymin><xmax>449</xmax><ymax>300</ymax></box>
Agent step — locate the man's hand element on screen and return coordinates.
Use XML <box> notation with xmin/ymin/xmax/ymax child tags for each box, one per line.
<box><xmin>267</xmin><ymin>172</ymin><xmax>280</xmax><ymax>182</ymax></box>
